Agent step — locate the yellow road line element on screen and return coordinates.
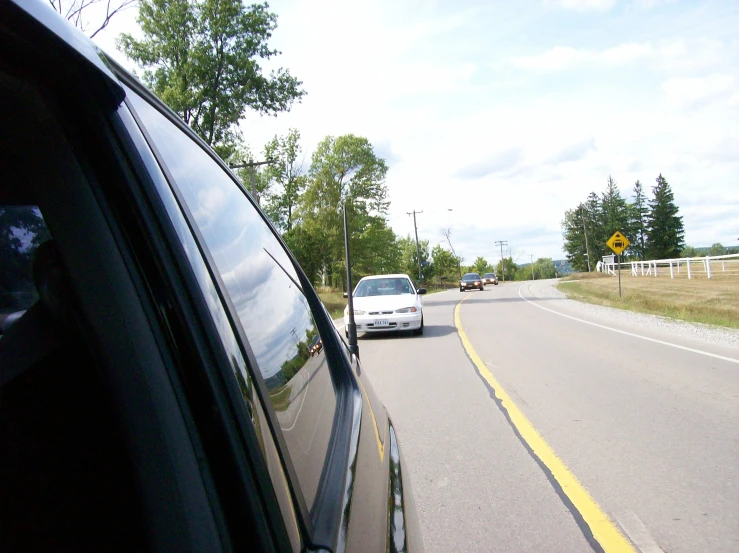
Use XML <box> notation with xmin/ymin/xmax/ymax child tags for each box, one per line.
<box><xmin>454</xmin><ymin>294</ymin><xmax>637</xmax><ymax>553</ymax></box>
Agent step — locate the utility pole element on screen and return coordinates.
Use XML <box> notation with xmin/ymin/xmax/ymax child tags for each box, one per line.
<box><xmin>531</xmin><ymin>254</ymin><xmax>535</xmax><ymax>280</ymax></box>
<box><xmin>495</xmin><ymin>240</ymin><xmax>508</xmax><ymax>282</ymax></box>
<box><xmin>580</xmin><ymin>205</ymin><xmax>592</xmax><ymax>272</ymax></box>
<box><xmin>229</xmin><ymin>157</ymin><xmax>275</xmax><ymax>206</ymax></box>
<box><xmin>441</xmin><ymin>227</ymin><xmax>462</xmax><ymax>279</ymax></box>
<box><xmin>406</xmin><ymin>210</ymin><xmax>423</xmax><ymax>284</ymax></box>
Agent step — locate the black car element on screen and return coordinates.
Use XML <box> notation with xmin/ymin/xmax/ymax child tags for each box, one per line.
<box><xmin>460</xmin><ymin>272</ymin><xmax>484</xmax><ymax>291</ymax></box>
<box><xmin>483</xmin><ymin>273</ymin><xmax>499</xmax><ymax>285</ymax></box>
<box><xmin>0</xmin><ymin>3</ymin><xmax>422</xmax><ymax>552</ymax></box>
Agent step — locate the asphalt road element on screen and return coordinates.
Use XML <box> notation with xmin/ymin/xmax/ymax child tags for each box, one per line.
<box><xmin>347</xmin><ymin>280</ymin><xmax>739</xmax><ymax>553</ymax></box>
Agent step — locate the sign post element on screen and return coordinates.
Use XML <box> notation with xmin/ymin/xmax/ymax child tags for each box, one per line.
<box><xmin>606</xmin><ymin>231</ymin><xmax>630</xmax><ymax>297</ymax></box>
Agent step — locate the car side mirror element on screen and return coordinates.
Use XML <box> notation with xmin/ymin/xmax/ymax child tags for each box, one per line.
<box><xmin>417</xmin><ymin>288</ymin><xmax>426</xmax><ymax>295</ymax></box>
<box><xmin>343</xmin><ymin>292</ymin><xmax>348</xmax><ymax>298</ymax></box>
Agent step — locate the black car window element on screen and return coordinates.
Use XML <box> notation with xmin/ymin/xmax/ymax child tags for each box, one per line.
<box><xmin>0</xmin><ymin>206</ymin><xmax>51</xmax><ymax>319</ymax></box>
<box><xmin>127</xmin><ymin>93</ymin><xmax>338</xmax><ymax>513</ymax></box>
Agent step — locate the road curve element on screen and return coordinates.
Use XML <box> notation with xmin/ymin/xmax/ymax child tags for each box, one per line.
<box><xmin>352</xmin><ymin>280</ymin><xmax>739</xmax><ymax>553</ymax></box>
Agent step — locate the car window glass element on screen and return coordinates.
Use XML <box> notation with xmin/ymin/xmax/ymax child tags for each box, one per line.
<box><xmin>0</xmin><ymin>206</ymin><xmax>51</xmax><ymax>316</ymax></box>
<box><xmin>355</xmin><ymin>277</ymin><xmax>414</xmax><ymax>297</ymax></box>
<box><xmin>128</xmin><ymin>93</ymin><xmax>337</xmax><ymax>512</ymax></box>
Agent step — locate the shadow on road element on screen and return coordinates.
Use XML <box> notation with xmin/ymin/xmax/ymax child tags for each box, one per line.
<box><xmin>359</xmin><ymin>324</ymin><xmax>458</xmax><ymax>340</ymax></box>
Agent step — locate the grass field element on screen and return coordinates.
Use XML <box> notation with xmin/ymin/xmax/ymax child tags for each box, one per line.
<box><xmin>557</xmin><ymin>272</ymin><xmax>739</xmax><ymax>329</ymax></box>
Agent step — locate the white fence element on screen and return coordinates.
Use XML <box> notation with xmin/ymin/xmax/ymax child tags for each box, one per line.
<box><xmin>597</xmin><ymin>253</ymin><xmax>739</xmax><ymax>279</ymax></box>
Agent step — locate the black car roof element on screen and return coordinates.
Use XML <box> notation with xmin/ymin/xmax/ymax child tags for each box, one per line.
<box><xmin>11</xmin><ymin>0</ymin><xmax>125</xmax><ymax>108</ymax></box>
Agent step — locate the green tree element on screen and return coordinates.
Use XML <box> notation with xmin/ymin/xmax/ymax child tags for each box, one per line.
<box><xmin>533</xmin><ymin>257</ymin><xmax>556</xmax><ymax>279</ymax></box>
<box><xmin>351</xmin><ymin>219</ymin><xmax>402</xmax><ymax>281</ymax></box>
<box><xmin>495</xmin><ymin>257</ymin><xmax>518</xmax><ymax>282</ymax></box>
<box><xmin>708</xmin><ymin>243</ymin><xmax>725</xmax><ymax>256</ymax></box>
<box><xmin>118</xmin><ymin>0</ymin><xmax>305</xmax><ymax>160</ymax></box>
<box><xmin>300</xmin><ymin>135</ymin><xmax>389</xmax><ymax>288</ymax></box>
<box><xmin>584</xmin><ymin>191</ymin><xmax>607</xmax><ymax>265</ymax></box>
<box><xmin>562</xmin><ymin>205</ymin><xmax>585</xmax><ymax>272</ymax></box>
<box><xmin>646</xmin><ymin>174</ymin><xmax>684</xmax><ymax>259</ymax></box>
<box><xmin>680</xmin><ymin>245</ymin><xmax>698</xmax><ymax>258</ymax></box>
<box><xmin>628</xmin><ymin>180</ymin><xmax>648</xmax><ymax>260</ymax></box>
<box><xmin>396</xmin><ymin>235</ymin><xmax>431</xmax><ymax>283</ymax></box>
<box><xmin>262</xmin><ymin>129</ymin><xmax>306</xmax><ymax>232</ymax></box>
<box><xmin>431</xmin><ymin>245</ymin><xmax>460</xmax><ymax>282</ymax></box>
<box><xmin>472</xmin><ymin>256</ymin><xmax>490</xmax><ymax>275</ymax></box>
<box><xmin>601</xmin><ymin>176</ymin><xmax>629</xmax><ymax>243</ymax></box>
<box><xmin>282</xmin><ymin>221</ymin><xmax>328</xmax><ymax>285</ymax></box>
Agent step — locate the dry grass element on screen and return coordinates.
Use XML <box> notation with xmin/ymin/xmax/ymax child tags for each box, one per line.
<box><xmin>316</xmin><ymin>288</ymin><xmax>346</xmax><ymax>320</ymax></box>
<box><xmin>561</xmin><ymin>272</ymin><xmax>613</xmax><ymax>281</ymax></box>
<box><xmin>557</xmin><ymin>274</ymin><xmax>739</xmax><ymax>329</ymax></box>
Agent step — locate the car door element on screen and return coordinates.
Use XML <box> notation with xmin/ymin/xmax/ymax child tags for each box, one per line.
<box><xmin>120</xmin><ymin>77</ymin><xmax>367</xmax><ymax>552</ymax></box>
<box><xmin>2</xmin><ymin>4</ymin><xmax>422</xmax><ymax>553</ymax></box>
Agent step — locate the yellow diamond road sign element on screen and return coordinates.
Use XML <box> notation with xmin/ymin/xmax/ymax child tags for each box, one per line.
<box><xmin>606</xmin><ymin>231</ymin><xmax>630</xmax><ymax>255</ymax></box>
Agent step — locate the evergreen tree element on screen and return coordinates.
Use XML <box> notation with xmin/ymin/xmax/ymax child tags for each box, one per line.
<box><xmin>561</xmin><ymin>205</ymin><xmax>589</xmax><ymax>272</ymax></box>
<box><xmin>584</xmin><ymin>191</ymin><xmax>607</xmax><ymax>265</ymax></box>
<box><xmin>601</xmin><ymin>176</ymin><xmax>629</xmax><ymax>241</ymax></box>
<box><xmin>646</xmin><ymin>174</ymin><xmax>684</xmax><ymax>259</ymax></box>
<box><xmin>628</xmin><ymin>180</ymin><xmax>648</xmax><ymax>260</ymax></box>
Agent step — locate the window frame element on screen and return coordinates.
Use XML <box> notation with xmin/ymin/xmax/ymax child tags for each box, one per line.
<box><xmin>117</xmin><ymin>70</ymin><xmax>362</xmax><ymax>552</ymax></box>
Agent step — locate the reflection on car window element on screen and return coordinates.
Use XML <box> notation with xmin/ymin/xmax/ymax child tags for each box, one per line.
<box><xmin>355</xmin><ymin>278</ymin><xmax>413</xmax><ymax>297</ymax></box>
<box><xmin>0</xmin><ymin>206</ymin><xmax>51</xmax><ymax>314</ymax></box>
<box><xmin>462</xmin><ymin>273</ymin><xmax>480</xmax><ymax>279</ymax></box>
<box><xmin>128</xmin><ymin>94</ymin><xmax>337</xmax><ymax>512</ymax></box>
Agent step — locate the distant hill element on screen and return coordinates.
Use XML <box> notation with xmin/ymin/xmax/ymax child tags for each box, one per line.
<box><xmin>553</xmin><ymin>259</ymin><xmax>573</xmax><ymax>274</ymax></box>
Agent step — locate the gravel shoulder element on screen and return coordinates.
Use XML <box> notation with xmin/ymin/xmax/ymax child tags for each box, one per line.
<box><xmin>527</xmin><ymin>278</ymin><xmax>739</xmax><ymax>351</ymax></box>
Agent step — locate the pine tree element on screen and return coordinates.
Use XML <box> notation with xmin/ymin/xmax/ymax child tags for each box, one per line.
<box><xmin>646</xmin><ymin>174</ymin><xmax>684</xmax><ymax>259</ymax></box>
<box><xmin>628</xmin><ymin>180</ymin><xmax>648</xmax><ymax>260</ymax></box>
<box><xmin>585</xmin><ymin>191</ymin><xmax>607</xmax><ymax>264</ymax></box>
<box><xmin>601</xmin><ymin>175</ymin><xmax>629</xmax><ymax>248</ymax></box>
<box><xmin>561</xmin><ymin>205</ymin><xmax>589</xmax><ymax>272</ymax></box>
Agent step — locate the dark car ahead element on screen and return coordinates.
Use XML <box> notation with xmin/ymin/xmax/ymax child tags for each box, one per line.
<box><xmin>460</xmin><ymin>272</ymin><xmax>484</xmax><ymax>292</ymax></box>
<box><xmin>483</xmin><ymin>273</ymin><xmax>499</xmax><ymax>285</ymax></box>
<box><xmin>0</xmin><ymin>3</ymin><xmax>422</xmax><ymax>552</ymax></box>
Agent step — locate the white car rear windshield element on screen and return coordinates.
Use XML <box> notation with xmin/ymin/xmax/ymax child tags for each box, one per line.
<box><xmin>355</xmin><ymin>278</ymin><xmax>413</xmax><ymax>297</ymax></box>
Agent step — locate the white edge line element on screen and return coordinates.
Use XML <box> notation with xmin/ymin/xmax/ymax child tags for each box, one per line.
<box><xmin>517</xmin><ymin>285</ymin><xmax>739</xmax><ymax>365</ymax></box>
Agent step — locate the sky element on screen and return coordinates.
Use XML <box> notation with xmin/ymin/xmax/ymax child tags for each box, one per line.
<box><xmin>90</xmin><ymin>0</ymin><xmax>739</xmax><ymax>266</ymax></box>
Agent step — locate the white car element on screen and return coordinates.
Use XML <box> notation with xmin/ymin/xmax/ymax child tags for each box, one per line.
<box><xmin>344</xmin><ymin>274</ymin><xmax>426</xmax><ymax>336</ymax></box>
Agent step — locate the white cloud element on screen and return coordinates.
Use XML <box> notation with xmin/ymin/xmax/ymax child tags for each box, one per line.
<box><xmin>544</xmin><ymin>0</ymin><xmax>616</xmax><ymax>11</ymax></box>
<box><xmin>508</xmin><ymin>42</ymin><xmax>654</xmax><ymax>71</ymax></box>
<box><xmin>661</xmin><ymin>74</ymin><xmax>737</xmax><ymax>110</ymax></box>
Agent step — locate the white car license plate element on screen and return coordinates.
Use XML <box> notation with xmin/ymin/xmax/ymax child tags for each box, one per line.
<box><xmin>374</xmin><ymin>319</ymin><xmax>389</xmax><ymax>327</ymax></box>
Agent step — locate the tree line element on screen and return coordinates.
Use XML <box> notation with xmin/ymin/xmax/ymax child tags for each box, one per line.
<box><xmin>562</xmin><ymin>174</ymin><xmax>687</xmax><ymax>271</ymax></box>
